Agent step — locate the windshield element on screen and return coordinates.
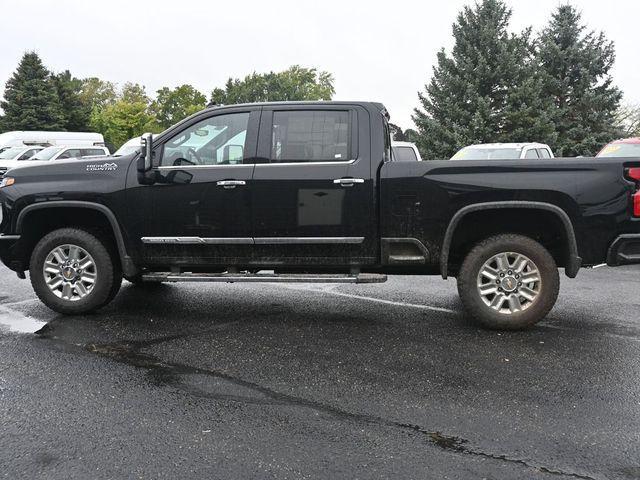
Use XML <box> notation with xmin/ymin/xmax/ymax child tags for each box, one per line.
<box><xmin>30</xmin><ymin>146</ymin><xmax>63</xmax><ymax>161</ymax></box>
<box><xmin>597</xmin><ymin>143</ymin><xmax>640</xmax><ymax>158</ymax></box>
<box><xmin>0</xmin><ymin>147</ymin><xmax>26</xmax><ymax>160</ymax></box>
<box><xmin>114</xmin><ymin>144</ymin><xmax>141</xmax><ymax>156</ymax></box>
<box><xmin>451</xmin><ymin>147</ymin><xmax>522</xmax><ymax>160</ymax></box>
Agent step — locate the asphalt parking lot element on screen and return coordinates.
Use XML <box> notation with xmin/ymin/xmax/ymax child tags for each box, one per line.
<box><xmin>0</xmin><ymin>264</ymin><xmax>639</xmax><ymax>480</ymax></box>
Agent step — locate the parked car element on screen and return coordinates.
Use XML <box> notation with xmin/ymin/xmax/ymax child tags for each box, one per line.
<box><xmin>0</xmin><ymin>146</ymin><xmax>44</xmax><ymax>176</ymax></box>
<box><xmin>392</xmin><ymin>141</ymin><xmax>422</xmax><ymax>161</ymax></box>
<box><xmin>0</xmin><ymin>131</ymin><xmax>105</xmax><ymax>154</ymax></box>
<box><xmin>113</xmin><ymin>135</ymin><xmax>158</xmax><ymax>157</ymax></box>
<box><xmin>451</xmin><ymin>143</ymin><xmax>554</xmax><ymax>160</ymax></box>
<box><xmin>0</xmin><ymin>101</ymin><xmax>638</xmax><ymax>331</ymax></box>
<box><xmin>28</xmin><ymin>145</ymin><xmax>110</xmax><ymax>162</ymax></box>
<box><xmin>596</xmin><ymin>137</ymin><xmax>640</xmax><ymax>158</ymax></box>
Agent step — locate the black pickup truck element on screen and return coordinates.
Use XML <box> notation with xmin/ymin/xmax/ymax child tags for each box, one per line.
<box><xmin>0</xmin><ymin>101</ymin><xmax>638</xmax><ymax>329</ymax></box>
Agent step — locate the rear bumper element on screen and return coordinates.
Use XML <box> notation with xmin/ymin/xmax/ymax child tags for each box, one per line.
<box><xmin>607</xmin><ymin>234</ymin><xmax>640</xmax><ymax>266</ymax></box>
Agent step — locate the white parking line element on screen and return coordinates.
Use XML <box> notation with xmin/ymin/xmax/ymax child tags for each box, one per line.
<box><xmin>283</xmin><ymin>284</ymin><xmax>457</xmax><ymax>314</ymax></box>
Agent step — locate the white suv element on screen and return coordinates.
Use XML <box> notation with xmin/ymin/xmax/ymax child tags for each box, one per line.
<box><xmin>0</xmin><ymin>146</ymin><xmax>44</xmax><ymax>175</ymax></box>
<box><xmin>451</xmin><ymin>143</ymin><xmax>554</xmax><ymax>160</ymax></box>
<box><xmin>28</xmin><ymin>145</ymin><xmax>110</xmax><ymax>162</ymax></box>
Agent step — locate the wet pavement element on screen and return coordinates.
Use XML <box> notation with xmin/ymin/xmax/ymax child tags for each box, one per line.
<box><xmin>0</xmin><ymin>264</ymin><xmax>639</xmax><ymax>479</ymax></box>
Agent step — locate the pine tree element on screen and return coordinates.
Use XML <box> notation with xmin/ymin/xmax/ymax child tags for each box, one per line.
<box><xmin>52</xmin><ymin>70</ymin><xmax>91</xmax><ymax>131</ymax></box>
<box><xmin>413</xmin><ymin>0</ymin><xmax>556</xmax><ymax>159</ymax></box>
<box><xmin>0</xmin><ymin>52</ymin><xmax>64</xmax><ymax>131</ymax></box>
<box><xmin>537</xmin><ymin>5</ymin><xmax>622</xmax><ymax>156</ymax></box>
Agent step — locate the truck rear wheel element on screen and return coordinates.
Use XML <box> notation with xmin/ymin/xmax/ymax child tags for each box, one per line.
<box><xmin>457</xmin><ymin>234</ymin><xmax>559</xmax><ymax>330</ymax></box>
<box><xmin>29</xmin><ymin>228</ymin><xmax>120</xmax><ymax>315</ymax></box>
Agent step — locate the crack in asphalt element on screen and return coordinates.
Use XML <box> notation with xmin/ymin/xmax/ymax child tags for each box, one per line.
<box><xmin>34</xmin><ymin>326</ymin><xmax>596</xmax><ymax>480</ymax></box>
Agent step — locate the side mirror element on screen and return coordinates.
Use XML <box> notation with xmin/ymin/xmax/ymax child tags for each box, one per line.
<box><xmin>138</xmin><ymin>133</ymin><xmax>154</xmax><ymax>172</ymax></box>
<box><xmin>137</xmin><ymin>133</ymin><xmax>156</xmax><ymax>185</ymax></box>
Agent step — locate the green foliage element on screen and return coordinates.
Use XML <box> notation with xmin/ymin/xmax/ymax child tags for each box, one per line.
<box><xmin>389</xmin><ymin>123</ymin><xmax>419</xmax><ymax>143</ymax></box>
<box><xmin>120</xmin><ymin>82</ymin><xmax>150</xmax><ymax>104</ymax></box>
<box><xmin>211</xmin><ymin>65</ymin><xmax>335</xmax><ymax>105</ymax></box>
<box><xmin>90</xmin><ymin>100</ymin><xmax>158</xmax><ymax>149</ymax></box>
<box><xmin>150</xmin><ymin>84</ymin><xmax>207</xmax><ymax>129</ymax></box>
<box><xmin>79</xmin><ymin>78</ymin><xmax>117</xmax><ymax>111</ymax></box>
<box><xmin>0</xmin><ymin>52</ymin><xmax>64</xmax><ymax>132</ymax></box>
<box><xmin>413</xmin><ymin>0</ymin><xmax>556</xmax><ymax>159</ymax></box>
<box><xmin>52</xmin><ymin>70</ymin><xmax>91</xmax><ymax>131</ymax></box>
<box><xmin>537</xmin><ymin>5</ymin><xmax>623</xmax><ymax>156</ymax></box>
<box><xmin>88</xmin><ymin>82</ymin><xmax>161</xmax><ymax>149</ymax></box>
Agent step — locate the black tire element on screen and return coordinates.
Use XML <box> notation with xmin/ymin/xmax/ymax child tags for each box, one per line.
<box><xmin>99</xmin><ymin>247</ymin><xmax>123</xmax><ymax>308</ymax></box>
<box><xmin>457</xmin><ymin>234</ymin><xmax>559</xmax><ymax>330</ymax></box>
<box><xmin>29</xmin><ymin>228</ymin><xmax>118</xmax><ymax>314</ymax></box>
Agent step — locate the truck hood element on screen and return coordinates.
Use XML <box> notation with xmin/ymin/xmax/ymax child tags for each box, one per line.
<box><xmin>5</xmin><ymin>155</ymin><xmax>129</xmax><ymax>178</ymax></box>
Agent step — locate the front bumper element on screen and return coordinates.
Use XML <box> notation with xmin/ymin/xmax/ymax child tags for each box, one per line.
<box><xmin>607</xmin><ymin>234</ymin><xmax>640</xmax><ymax>266</ymax></box>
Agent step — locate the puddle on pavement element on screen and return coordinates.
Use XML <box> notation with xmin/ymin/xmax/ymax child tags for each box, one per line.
<box><xmin>0</xmin><ymin>307</ymin><xmax>47</xmax><ymax>334</ymax></box>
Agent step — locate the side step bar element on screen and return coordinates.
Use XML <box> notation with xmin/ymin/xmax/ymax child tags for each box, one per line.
<box><xmin>142</xmin><ymin>272</ymin><xmax>387</xmax><ymax>284</ymax></box>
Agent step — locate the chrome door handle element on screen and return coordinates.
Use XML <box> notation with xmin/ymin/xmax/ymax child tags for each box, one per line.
<box><xmin>216</xmin><ymin>180</ymin><xmax>246</xmax><ymax>189</ymax></box>
<box><xmin>333</xmin><ymin>178</ymin><xmax>365</xmax><ymax>187</ymax></box>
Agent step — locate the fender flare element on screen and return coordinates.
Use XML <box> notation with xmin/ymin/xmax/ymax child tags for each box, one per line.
<box><xmin>440</xmin><ymin>201</ymin><xmax>582</xmax><ymax>279</ymax></box>
<box><xmin>15</xmin><ymin>200</ymin><xmax>137</xmax><ymax>276</ymax></box>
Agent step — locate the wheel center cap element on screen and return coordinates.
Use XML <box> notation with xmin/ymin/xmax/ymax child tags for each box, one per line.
<box><xmin>502</xmin><ymin>276</ymin><xmax>517</xmax><ymax>292</ymax></box>
<box><xmin>62</xmin><ymin>267</ymin><xmax>76</xmax><ymax>280</ymax></box>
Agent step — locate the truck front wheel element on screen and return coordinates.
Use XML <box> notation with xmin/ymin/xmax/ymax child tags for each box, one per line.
<box><xmin>29</xmin><ymin>228</ymin><xmax>121</xmax><ymax>315</ymax></box>
<box><xmin>457</xmin><ymin>234</ymin><xmax>559</xmax><ymax>330</ymax></box>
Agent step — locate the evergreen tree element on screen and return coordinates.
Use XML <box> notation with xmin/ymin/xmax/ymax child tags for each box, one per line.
<box><xmin>413</xmin><ymin>0</ymin><xmax>555</xmax><ymax>159</ymax></box>
<box><xmin>537</xmin><ymin>5</ymin><xmax>622</xmax><ymax>156</ymax></box>
<box><xmin>52</xmin><ymin>70</ymin><xmax>91</xmax><ymax>131</ymax></box>
<box><xmin>0</xmin><ymin>52</ymin><xmax>64</xmax><ymax>131</ymax></box>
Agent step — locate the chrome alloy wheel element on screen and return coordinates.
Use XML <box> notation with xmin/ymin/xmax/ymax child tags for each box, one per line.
<box><xmin>43</xmin><ymin>244</ymin><xmax>97</xmax><ymax>301</ymax></box>
<box><xmin>477</xmin><ymin>252</ymin><xmax>541</xmax><ymax>314</ymax></box>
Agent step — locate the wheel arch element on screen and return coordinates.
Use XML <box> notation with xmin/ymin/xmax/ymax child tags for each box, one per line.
<box><xmin>15</xmin><ymin>201</ymin><xmax>137</xmax><ymax>277</ymax></box>
<box><xmin>440</xmin><ymin>201</ymin><xmax>581</xmax><ymax>279</ymax></box>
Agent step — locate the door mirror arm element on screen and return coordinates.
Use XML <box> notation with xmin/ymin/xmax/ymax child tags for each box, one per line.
<box><xmin>137</xmin><ymin>133</ymin><xmax>156</xmax><ymax>185</ymax></box>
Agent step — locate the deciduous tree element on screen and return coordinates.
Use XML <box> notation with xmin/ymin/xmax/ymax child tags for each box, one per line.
<box><xmin>211</xmin><ymin>66</ymin><xmax>334</xmax><ymax>105</ymax></box>
<box><xmin>151</xmin><ymin>84</ymin><xmax>206</xmax><ymax>129</ymax></box>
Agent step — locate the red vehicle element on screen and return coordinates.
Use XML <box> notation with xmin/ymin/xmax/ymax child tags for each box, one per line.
<box><xmin>597</xmin><ymin>137</ymin><xmax>640</xmax><ymax>157</ymax></box>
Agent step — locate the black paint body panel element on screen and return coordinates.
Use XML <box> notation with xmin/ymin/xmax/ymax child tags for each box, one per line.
<box><xmin>0</xmin><ymin>101</ymin><xmax>638</xmax><ymax>275</ymax></box>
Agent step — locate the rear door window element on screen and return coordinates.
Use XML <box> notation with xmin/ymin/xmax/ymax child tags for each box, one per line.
<box><xmin>524</xmin><ymin>149</ymin><xmax>539</xmax><ymax>159</ymax></box>
<box><xmin>270</xmin><ymin>110</ymin><xmax>350</xmax><ymax>163</ymax></box>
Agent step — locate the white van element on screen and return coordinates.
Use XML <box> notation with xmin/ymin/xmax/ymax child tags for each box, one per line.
<box><xmin>0</xmin><ymin>131</ymin><xmax>105</xmax><ymax>154</ymax></box>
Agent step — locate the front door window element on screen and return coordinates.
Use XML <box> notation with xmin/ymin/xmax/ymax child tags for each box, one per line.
<box><xmin>162</xmin><ymin>112</ymin><xmax>249</xmax><ymax>167</ymax></box>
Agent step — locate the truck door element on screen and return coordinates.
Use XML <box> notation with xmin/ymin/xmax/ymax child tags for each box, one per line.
<box><xmin>251</xmin><ymin>105</ymin><xmax>376</xmax><ymax>267</ymax></box>
<box><xmin>135</xmin><ymin>107</ymin><xmax>260</xmax><ymax>266</ymax></box>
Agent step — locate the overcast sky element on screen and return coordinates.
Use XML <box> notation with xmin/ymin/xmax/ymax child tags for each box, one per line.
<box><xmin>1</xmin><ymin>0</ymin><xmax>639</xmax><ymax>129</ymax></box>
